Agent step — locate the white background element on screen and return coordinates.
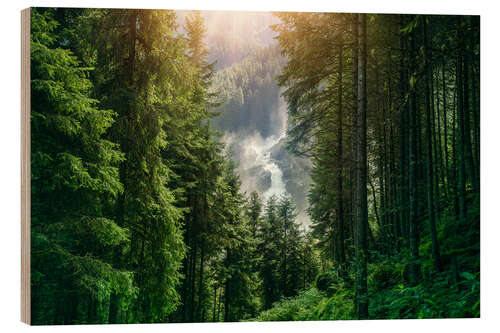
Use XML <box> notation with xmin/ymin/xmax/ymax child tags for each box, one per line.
<box><xmin>1</xmin><ymin>0</ymin><xmax>497</xmax><ymax>332</ymax></box>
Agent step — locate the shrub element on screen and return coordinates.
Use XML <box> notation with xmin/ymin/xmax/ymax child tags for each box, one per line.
<box><xmin>311</xmin><ymin>288</ymin><xmax>355</xmax><ymax>320</ymax></box>
<box><xmin>315</xmin><ymin>270</ymin><xmax>340</xmax><ymax>295</ymax></box>
<box><xmin>254</xmin><ymin>288</ymin><xmax>324</xmax><ymax>321</ymax></box>
<box><xmin>368</xmin><ymin>262</ymin><xmax>401</xmax><ymax>291</ymax></box>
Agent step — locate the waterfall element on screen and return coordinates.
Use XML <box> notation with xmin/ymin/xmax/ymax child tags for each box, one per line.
<box><xmin>261</xmin><ymin>134</ymin><xmax>286</xmax><ymax>200</ymax></box>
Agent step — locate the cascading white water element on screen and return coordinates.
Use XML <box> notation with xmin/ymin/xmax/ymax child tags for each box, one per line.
<box><xmin>261</xmin><ymin>134</ymin><xmax>286</xmax><ymax>200</ymax></box>
<box><xmin>221</xmin><ymin>96</ymin><xmax>298</xmax><ymax>212</ymax></box>
<box><xmin>222</xmin><ymin>121</ymin><xmax>312</xmax><ymax>227</ymax></box>
<box><xmin>223</xmin><ymin>130</ymin><xmax>287</xmax><ymax>200</ymax></box>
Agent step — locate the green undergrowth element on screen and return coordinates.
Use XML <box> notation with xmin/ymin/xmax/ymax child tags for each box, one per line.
<box><xmin>255</xmin><ymin>288</ymin><xmax>325</xmax><ymax>321</ymax></box>
<box><xmin>368</xmin><ymin>262</ymin><xmax>479</xmax><ymax>319</ymax></box>
<box><xmin>254</xmin><ymin>195</ymin><xmax>479</xmax><ymax>322</ymax></box>
<box><xmin>254</xmin><ymin>257</ymin><xmax>478</xmax><ymax>321</ymax></box>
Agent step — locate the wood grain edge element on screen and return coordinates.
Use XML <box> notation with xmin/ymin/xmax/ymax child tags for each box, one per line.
<box><xmin>21</xmin><ymin>7</ymin><xmax>31</xmax><ymax>325</ymax></box>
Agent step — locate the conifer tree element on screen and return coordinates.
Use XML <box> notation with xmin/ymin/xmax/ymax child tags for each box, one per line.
<box><xmin>30</xmin><ymin>9</ymin><xmax>134</xmax><ymax>324</ymax></box>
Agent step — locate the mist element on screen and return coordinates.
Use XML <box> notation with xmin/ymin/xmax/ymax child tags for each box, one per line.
<box><xmin>222</xmin><ymin>97</ymin><xmax>312</xmax><ymax>227</ymax></box>
<box><xmin>177</xmin><ymin>10</ymin><xmax>312</xmax><ymax>227</ymax></box>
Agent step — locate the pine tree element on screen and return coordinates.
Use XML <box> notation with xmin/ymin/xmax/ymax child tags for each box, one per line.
<box><xmin>86</xmin><ymin>9</ymin><xmax>188</xmax><ymax>322</ymax></box>
<box><xmin>258</xmin><ymin>195</ymin><xmax>282</xmax><ymax>309</ymax></box>
<box><xmin>30</xmin><ymin>9</ymin><xmax>134</xmax><ymax>324</ymax></box>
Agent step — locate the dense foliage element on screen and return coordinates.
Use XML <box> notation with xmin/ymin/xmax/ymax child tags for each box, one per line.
<box><xmin>30</xmin><ymin>8</ymin><xmax>317</xmax><ymax>324</ymax></box>
<box><xmin>272</xmin><ymin>12</ymin><xmax>479</xmax><ymax>319</ymax></box>
<box><xmin>30</xmin><ymin>8</ymin><xmax>479</xmax><ymax>324</ymax></box>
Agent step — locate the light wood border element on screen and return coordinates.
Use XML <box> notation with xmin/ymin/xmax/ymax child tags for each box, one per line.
<box><xmin>21</xmin><ymin>7</ymin><xmax>31</xmax><ymax>325</ymax></box>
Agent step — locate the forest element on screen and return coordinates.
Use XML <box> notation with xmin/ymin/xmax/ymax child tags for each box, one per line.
<box><xmin>30</xmin><ymin>8</ymin><xmax>479</xmax><ymax>325</ymax></box>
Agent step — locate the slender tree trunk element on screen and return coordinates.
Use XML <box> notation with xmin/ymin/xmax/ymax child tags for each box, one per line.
<box><xmin>442</xmin><ymin>54</ymin><xmax>451</xmax><ymax>198</ymax></box>
<box><xmin>471</xmin><ymin>58</ymin><xmax>480</xmax><ymax>187</ymax></box>
<box><xmin>399</xmin><ymin>15</ymin><xmax>409</xmax><ymax>243</ymax></box>
<box><xmin>128</xmin><ymin>11</ymin><xmax>137</xmax><ymax>84</ymax></box>
<box><xmin>189</xmin><ymin>243</ymin><xmax>197</xmax><ymax>321</ymax></box>
<box><xmin>462</xmin><ymin>22</ymin><xmax>479</xmax><ymax>192</ymax></box>
<box><xmin>435</xmin><ymin>66</ymin><xmax>446</xmax><ymax>201</ymax></box>
<box><xmin>452</xmin><ymin>88</ymin><xmax>460</xmax><ymax>219</ymax></box>
<box><xmin>217</xmin><ymin>287</ymin><xmax>222</xmax><ymax>322</ymax></box>
<box><xmin>456</xmin><ymin>29</ymin><xmax>467</xmax><ymax>223</ymax></box>
<box><xmin>197</xmin><ymin>242</ymin><xmax>205</xmax><ymax>321</ymax></box>
<box><xmin>370</xmin><ymin>178</ymin><xmax>381</xmax><ymax>229</ymax></box>
<box><xmin>355</xmin><ymin>13</ymin><xmax>369</xmax><ymax>320</ymax></box>
<box><xmin>212</xmin><ymin>286</ymin><xmax>217</xmax><ymax>322</ymax></box>
<box><xmin>350</xmin><ymin>12</ymin><xmax>359</xmax><ymax>265</ymax></box>
<box><xmin>224</xmin><ymin>282</ymin><xmax>229</xmax><ymax>322</ymax></box>
<box><xmin>375</xmin><ymin>62</ymin><xmax>387</xmax><ymax>254</ymax></box>
<box><xmin>387</xmin><ymin>36</ymin><xmax>399</xmax><ymax>245</ymax></box>
<box><xmin>224</xmin><ymin>248</ymin><xmax>230</xmax><ymax>322</ymax></box>
<box><xmin>389</xmin><ymin>123</ymin><xmax>398</xmax><ymax>244</ymax></box>
<box><xmin>408</xmin><ymin>23</ymin><xmax>420</xmax><ymax>286</ymax></box>
<box><xmin>337</xmin><ymin>37</ymin><xmax>346</xmax><ymax>270</ymax></box>
<box><xmin>181</xmin><ymin>198</ymin><xmax>193</xmax><ymax>321</ymax></box>
<box><xmin>423</xmin><ymin>18</ymin><xmax>441</xmax><ymax>272</ymax></box>
<box><xmin>138</xmin><ymin>238</ymin><xmax>146</xmax><ymax>319</ymax></box>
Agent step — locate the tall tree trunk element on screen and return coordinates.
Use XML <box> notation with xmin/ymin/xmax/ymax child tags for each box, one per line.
<box><xmin>423</xmin><ymin>18</ymin><xmax>441</xmax><ymax>272</ymax></box>
<box><xmin>387</xmin><ymin>35</ymin><xmax>399</xmax><ymax>245</ymax></box>
<box><xmin>224</xmin><ymin>248</ymin><xmax>231</xmax><ymax>322</ymax></box>
<box><xmin>189</xmin><ymin>243</ymin><xmax>197</xmax><ymax>321</ymax></box>
<box><xmin>456</xmin><ymin>26</ymin><xmax>467</xmax><ymax>223</ymax></box>
<box><xmin>355</xmin><ymin>13</ymin><xmax>369</xmax><ymax>320</ymax></box>
<box><xmin>462</xmin><ymin>21</ymin><xmax>479</xmax><ymax>192</ymax></box>
<box><xmin>337</xmin><ymin>36</ymin><xmax>346</xmax><ymax>270</ymax></box>
<box><xmin>471</xmin><ymin>57</ymin><xmax>480</xmax><ymax>187</ymax></box>
<box><xmin>370</xmin><ymin>178</ymin><xmax>381</xmax><ymax>229</ymax></box>
<box><xmin>181</xmin><ymin>197</ymin><xmax>193</xmax><ymax>321</ymax></box>
<box><xmin>375</xmin><ymin>62</ymin><xmax>387</xmax><ymax>254</ymax></box>
<box><xmin>212</xmin><ymin>286</ymin><xmax>217</xmax><ymax>322</ymax></box>
<box><xmin>351</xmin><ymin>12</ymin><xmax>359</xmax><ymax>263</ymax></box>
<box><xmin>128</xmin><ymin>11</ymin><xmax>137</xmax><ymax>84</ymax></box>
<box><xmin>452</xmin><ymin>87</ymin><xmax>460</xmax><ymax>219</ymax></box>
<box><xmin>197</xmin><ymin>242</ymin><xmax>205</xmax><ymax>321</ymax></box>
<box><xmin>217</xmin><ymin>287</ymin><xmax>222</xmax><ymax>322</ymax></box>
<box><xmin>435</xmin><ymin>66</ymin><xmax>446</xmax><ymax>201</ymax></box>
<box><xmin>408</xmin><ymin>22</ymin><xmax>420</xmax><ymax>286</ymax></box>
<box><xmin>399</xmin><ymin>15</ymin><xmax>409</xmax><ymax>243</ymax></box>
<box><xmin>442</xmin><ymin>54</ymin><xmax>451</xmax><ymax>198</ymax></box>
<box><xmin>224</xmin><ymin>281</ymin><xmax>229</xmax><ymax>322</ymax></box>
